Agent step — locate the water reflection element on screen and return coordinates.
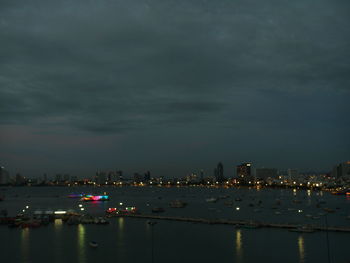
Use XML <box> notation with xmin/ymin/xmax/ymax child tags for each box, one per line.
<box><xmin>118</xmin><ymin>217</ymin><xmax>124</xmax><ymax>230</ymax></box>
<box><xmin>298</xmin><ymin>235</ymin><xmax>305</xmax><ymax>263</ymax></box>
<box><xmin>21</xmin><ymin>228</ymin><xmax>30</xmax><ymax>262</ymax></box>
<box><xmin>235</xmin><ymin>229</ymin><xmax>243</xmax><ymax>263</ymax></box>
<box><xmin>78</xmin><ymin>224</ymin><xmax>86</xmax><ymax>263</ymax></box>
<box><xmin>54</xmin><ymin>218</ymin><xmax>63</xmax><ymax>228</ymax></box>
<box><xmin>54</xmin><ymin>219</ymin><xmax>63</xmax><ymax>263</ymax></box>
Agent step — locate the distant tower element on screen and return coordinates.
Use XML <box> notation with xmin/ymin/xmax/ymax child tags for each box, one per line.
<box><xmin>215</xmin><ymin>162</ymin><xmax>224</xmax><ymax>183</ymax></box>
<box><xmin>200</xmin><ymin>169</ymin><xmax>204</xmax><ymax>182</ymax></box>
<box><xmin>144</xmin><ymin>171</ymin><xmax>151</xmax><ymax>181</ymax></box>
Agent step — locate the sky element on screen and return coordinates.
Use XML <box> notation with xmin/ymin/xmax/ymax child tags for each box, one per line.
<box><xmin>0</xmin><ymin>0</ymin><xmax>349</xmax><ymax>178</ymax></box>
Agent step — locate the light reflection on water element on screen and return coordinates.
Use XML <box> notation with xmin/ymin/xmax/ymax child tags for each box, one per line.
<box><xmin>298</xmin><ymin>235</ymin><xmax>305</xmax><ymax>263</ymax></box>
<box><xmin>78</xmin><ymin>224</ymin><xmax>86</xmax><ymax>263</ymax></box>
<box><xmin>21</xmin><ymin>228</ymin><xmax>30</xmax><ymax>263</ymax></box>
<box><xmin>54</xmin><ymin>219</ymin><xmax>63</xmax><ymax>263</ymax></box>
<box><xmin>118</xmin><ymin>217</ymin><xmax>124</xmax><ymax>230</ymax></box>
<box><xmin>235</xmin><ymin>229</ymin><xmax>243</xmax><ymax>263</ymax></box>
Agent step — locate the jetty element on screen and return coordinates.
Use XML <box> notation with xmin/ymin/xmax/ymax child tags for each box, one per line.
<box><xmin>112</xmin><ymin>214</ymin><xmax>350</xmax><ymax>233</ymax></box>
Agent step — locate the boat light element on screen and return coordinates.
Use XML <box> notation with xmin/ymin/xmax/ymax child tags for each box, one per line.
<box><xmin>54</xmin><ymin>211</ymin><xmax>67</xmax><ymax>214</ymax></box>
<box><xmin>236</xmin><ymin>207</ymin><xmax>240</xmax><ymax>211</ymax></box>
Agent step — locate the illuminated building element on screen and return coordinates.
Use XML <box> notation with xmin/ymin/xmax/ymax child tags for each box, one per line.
<box><xmin>237</xmin><ymin>163</ymin><xmax>252</xmax><ymax>183</ymax></box>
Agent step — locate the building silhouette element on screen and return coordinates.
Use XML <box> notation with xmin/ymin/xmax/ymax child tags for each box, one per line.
<box><xmin>214</xmin><ymin>162</ymin><xmax>224</xmax><ymax>183</ymax></box>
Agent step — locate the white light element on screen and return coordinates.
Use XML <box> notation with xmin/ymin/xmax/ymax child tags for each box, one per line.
<box><xmin>54</xmin><ymin>211</ymin><xmax>67</xmax><ymax>214</ymax></box>
<box><xmin>119</xmin><ymin>202</ymin><xmax>123</xmax><ymax>206</ymax></box>
<box><xmin>79</xmin><ymin>204</ymin><xmax>83</xmax><ymax>207</ymax></box>
<box><xmin>22</xmin><ymin>209</ymin><xmax>25</xmax><ymax>212</ymax></box>
<box><xmin>236</xmin><ymin>207</ymin><xmax>240</xmax><ymax>211</ymax></box>
<box><xmin>298</xmin><ymin>210</ymin><xmax>303</xmax><ymax>213</ymax></box>
<box><xmin>80</xmin><ymin>208</ymin><xmax>85</xmax><ymax>211</ymax></box>
<box><xmin>26</xmin><ymin>206</ymin><xmax>29</xmax><ymax>209</ymax></box>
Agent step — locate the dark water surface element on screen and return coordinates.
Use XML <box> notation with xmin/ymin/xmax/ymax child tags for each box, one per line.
<box><xmin>0</xmin><ymin>186</ymin><xmax>349</xmax><ymax>263</ymax></box>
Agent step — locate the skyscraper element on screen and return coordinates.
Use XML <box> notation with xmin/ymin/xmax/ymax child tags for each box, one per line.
<box><xmin>332</xmin><ymin>161</ymin><xmax>350</xmax><ymax>178</ymax></box>
<box><xmin>237</xmin><ymin>163</ymin><xmax>252</xmax><ymax>183</ymax></box>
<box><xmin>215</xmin><ymin>162</ymin><xmax>224</xmax><ymax>183</ymax></box>
<box><xmin>0</xmin><ymin>166</ymin><xmax>10</xmax><ymax>185</ymax></box>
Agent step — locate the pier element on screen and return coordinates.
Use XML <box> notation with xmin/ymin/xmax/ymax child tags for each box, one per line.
<box><xmin>113</xmin><ymin>214</ymin><xmax>350</xmax><ymax>233</ymax></box>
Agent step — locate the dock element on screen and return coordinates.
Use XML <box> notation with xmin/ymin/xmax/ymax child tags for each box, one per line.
<box><xmin>112</xmin><ymin>214</ymin><xmax>350</xmax><ymax>233</ymax></box>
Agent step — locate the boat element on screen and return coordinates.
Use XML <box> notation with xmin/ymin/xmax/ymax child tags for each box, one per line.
<box><xmin>68</xmin><ymin>194</ymin><xmax>84</xmax><ymax>198</ymax></box>
<box><xmin>206</xmin><ymin>198</ymin><xmax>218</xmax><ymax>203</ymax></box>
<box><xmin>169</xmin><ymin>200</ymin><xmax>187</xmax><ymax>208</ymax></box>
<box><xmin>331</xmin><ymin>190</ymin><xmax>348</xmax><ymax>195</ymax></box>
<box><xmin>82</xmin><ymin>195</ymin><xmax>109</xmax><ymax>201</ymax></box>
<box><xmin>94</xmin><ymin>217</ymin><xmax>109</xmax><ymax>224</ymax></box>
<box><xmin>289</xmin><ymin>225</ymin><xmax>315</xmax><ymax>233</ymax></box>
<box><xmin>151</xmin><ymin>207</ymin><xmax>165</xmax><ymax>213</ymax></box>
<box><xmin>323</xmin><ymin>208</ymin><xmax>335</xmax><ymax>213</ymax></box>
<box><xmin>89</xmin><ymin>241</ymin><xmax>98</xmax><ymax>248</ymax></box>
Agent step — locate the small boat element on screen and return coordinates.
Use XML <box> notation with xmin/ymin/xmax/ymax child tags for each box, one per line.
<box><xmin>89</xmin><ymin>241</ymin><xmax>98</xmax><ymax>248</ymax></box>
<box><xmin>151</xmin><ymin>207</ymin><xmax>164</xmax><ymax>213</ymax></box>
<box><xmin>275</xmin><ymin>211</ymin><xmax>282</xmax><ymax>215</ymax></box>
<box><xmin>147</xmin><ymin>220</ymin><xmax>157</xmax><ymax>226</ymax></box>
<box><xmin>169</xmin><ymin>200</ymin><xmax>187</xmax><ymax>208</ymax></box>
<box><xmin>323</xmin><ymin>208</ymin><xmax>335</xmax><ymax>213</ymax></box>
<box><xmin>206</xmin><ymin>198</ymin><xmax>218</xmax><ymax>203</ymax></box>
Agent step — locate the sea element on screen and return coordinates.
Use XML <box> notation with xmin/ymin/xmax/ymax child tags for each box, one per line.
<box><xmin>0</xmin><ymin>186</ymin><xmax>349</xmax><ymax>263</ymax></box>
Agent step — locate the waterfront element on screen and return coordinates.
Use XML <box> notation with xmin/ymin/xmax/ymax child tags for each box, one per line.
<box><xmin>1</xmin><ymin>186</ymin><xmax>349</xmax><ymax>263</ymax></box>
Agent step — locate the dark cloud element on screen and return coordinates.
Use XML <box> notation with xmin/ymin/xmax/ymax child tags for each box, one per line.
<box><xmin>0</xmin><ymin>0</ymin><xmax>349</xmax><ymax>175</ymax></box>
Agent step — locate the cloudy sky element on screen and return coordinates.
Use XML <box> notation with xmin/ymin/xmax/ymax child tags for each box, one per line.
<box><xmin>0</xmin><ymin>0</ymin><xmax>349</xmax><ymax>178</ymax></box>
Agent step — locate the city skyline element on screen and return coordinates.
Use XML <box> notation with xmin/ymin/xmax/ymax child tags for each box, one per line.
<box><xmin>1</xmin><ymin>0</ymin><xmax>349</xmax><ymax>178</ymax></box>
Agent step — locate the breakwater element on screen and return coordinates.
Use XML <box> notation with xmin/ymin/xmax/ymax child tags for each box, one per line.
<box><xmin>113</xmin><ymin>214</ymin><xmax>350</xmax><ymax>233</ymax></box>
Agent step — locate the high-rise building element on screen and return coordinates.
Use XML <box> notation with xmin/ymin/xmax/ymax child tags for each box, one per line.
<box><xmin>255</xmin><ymin>168</ymin><xmax>278</xmax><ymax>180</ymax></box>
<box><xmin>63</xmin><ymin>174</ymin><xmax>71</xmax><ymax>182</ymax></box>
<box><xmin>55</xmin><ymin>174</ymin><xmax>62</xmax><ymax>183</ymax></box>
<box><xmin>133</xmin><ymin>173</ymin><xmax>143</xmax><ymax>183</ymax></box>
<box><xmin>215</xmin><ymin>162</ymin><xmax>224</xmax><ymax>182</ymax></box>
<box><xmin>0</xmin><ymin>166</ymin><xmax>10</xmax><ymax>185</ymax></box>
<box><xmin>117</xmin><ymin>170</ymin><xmax>123</xmax><ymax>181</ymax></box>
<box><xmin>237</xmin><ymin>163</ymin><xmax>252</xmax><ymax>182</ymax></box>
<box><xmin>287</xmin><ymin>169</ymin><xmax>299</xmax><ymax>180</ymax></box>
<box><xmin>144</xmin><ymin>171</ymin><xmax>151</xmax><ymax>182</ymax></box>
<box><xmin>15</xmin><ymin>173</ymin><xmax>25</xmax><ymax>185</ymax></box>
<box><xmin>332</xmin><ymin>161</ymin><xmax>350</xmax><ymax>178</ymax></box>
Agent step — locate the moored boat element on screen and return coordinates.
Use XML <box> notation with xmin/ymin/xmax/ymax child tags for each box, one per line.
<box><xmin>151</xmin><ymin>207</ymin><xmax>165</xmax><ymax>213</ymax></box>
<box><xmin>89</xmin><ymin>241</ymin><xmax>98</xmax><ymax>248</ymax></box>
<box><xmin>82</xmin><ymin>195</ymin><xmax>109</xmax><ymax>201</ymax></box>
<box><xmin>169</xmin><ymin>200</ymin><xmax>187</xmax><ymax>208</ymax></box>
